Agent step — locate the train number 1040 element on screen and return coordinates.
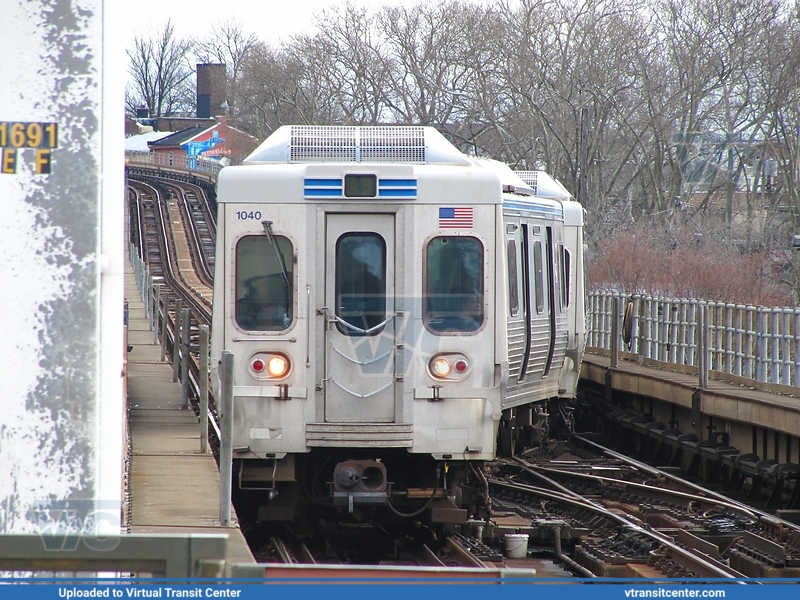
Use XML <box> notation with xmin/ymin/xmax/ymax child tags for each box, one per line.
<box><xmin>236</xmin><ymin>211</ymin><xmax>262</xmax><ymax>220</ymax></box>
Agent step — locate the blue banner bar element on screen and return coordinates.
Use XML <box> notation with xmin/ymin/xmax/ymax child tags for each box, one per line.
<box><xmin>2</xmin><ymin>580</ymin><xmax>800</xmax><ymax>600</ymax></box>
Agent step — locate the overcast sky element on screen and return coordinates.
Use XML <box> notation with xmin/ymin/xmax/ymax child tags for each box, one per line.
<box><xmin>126</xmin><ymin>0</ymin><xmax>411</xmax><ymax>49</ymax></box>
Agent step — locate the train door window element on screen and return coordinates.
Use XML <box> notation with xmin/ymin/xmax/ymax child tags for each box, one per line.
<box><xmin>507</xmin><ymin>239</ymin><xmax>519</xmax><ymax>316</ymax></box>
<box><xmin>425</xmin><ymin>236</ymin><xmax>484</xmax><ymax>333</ymax></box>
<box><xmin>235</xmin><ymin>235</ymin><xmax>293</xmax><ymax>330</ymax></box>
<box><xmin>560</xmin><ymin>245</ymin><xmax>571</xmax><ymax>309</ymax></box>
<box><xmin>533</xmin><ymin>240</ymin><xmax>544</xmax><ymax>314</ymax></box>
<box><xmin>335</xmin><ymin>233</ymin><xmax>386</xmax><ymax>336</ymax></box>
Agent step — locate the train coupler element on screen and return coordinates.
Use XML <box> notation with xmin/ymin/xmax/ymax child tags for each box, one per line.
<box><xmin>331</xmin><ymin>460</ymin><xmax>388</xmax><ymax>513</ymax></box>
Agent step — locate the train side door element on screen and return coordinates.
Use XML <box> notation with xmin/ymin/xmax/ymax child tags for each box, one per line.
<box><xmin>519</xmin><ymin>222</ymin><xmax>553</xmax><ymax>381</ymax></box>
<box><xmin>323</xmin><ymin>213</ymin><xmax>397</xmax><ymax>422</ymax></box>
<box><xmin>505</xmin><ymin>220</ymin><xmax>528</xmax><ymax>381</ymax></box>
<box><xmin>542</xmin><ymin>225</ymin><xmax>558</xmax><ymax>376</ymax></box>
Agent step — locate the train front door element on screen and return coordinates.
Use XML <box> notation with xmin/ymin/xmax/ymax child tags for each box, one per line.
<box><xmin>323</xmin><ymin>213</ymin><xmax>397</xmax><ymax>422</ymax></box>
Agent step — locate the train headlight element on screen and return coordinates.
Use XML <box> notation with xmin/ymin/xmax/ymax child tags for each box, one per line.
<box><xmin>266</xmin><ymin>355</ymin><xmax>289</xmax><ymax>377</ymax></box>
<box><xmin>249</xmin><ymin>352</ymin><xmax>291</xmax><ymax>380</ymax></box>
<box><xmin>428</xmin><ymin>353</ymin><xmax>470</xmax><ymax>381</ymax></box>
<box><xmin>432</xmin><ymin>357</ymin><xmax>452</xmax><ymax>377</ymax></box>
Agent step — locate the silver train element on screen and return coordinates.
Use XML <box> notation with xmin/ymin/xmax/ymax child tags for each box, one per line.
<box><xmin>210</xmin><ymin>125</ymin><xmax>585</xmax><ymax>520</ymax></box>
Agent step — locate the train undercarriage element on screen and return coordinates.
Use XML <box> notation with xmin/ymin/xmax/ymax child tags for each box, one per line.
<box><xmin>234</xmin><ymin>397</ymin><xmax>577</xmax><ymax>525</ymax></box>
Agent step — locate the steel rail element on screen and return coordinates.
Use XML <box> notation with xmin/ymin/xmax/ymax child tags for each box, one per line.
<box><xmin>489</xmin><ymin>474</ymin><xmax>747</xmax><ymax>580</ymax></box>
<box><xmin>520</xmin><ymin>461</ymin><xmax>758</xmax><ymax>520</ymax></box>
<box><xmin>572</xmin><ymin>434</ymin><xmax>800</xmax><ymax>533</ymax></box>
<box><xmin>165</xmin><ymin>181</ymin><xmax>215</xmax><ymax>286</ymax></box>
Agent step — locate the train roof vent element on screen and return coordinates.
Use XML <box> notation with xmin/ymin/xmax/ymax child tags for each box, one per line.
<box><xmin>291</xmin><ymin>126</ymin><xmax>424</xmax><ymax>163</ymax></box>
<box><xmin>515</xmin><ymin>170</ymin><xmax>572</xmax><ymax>200</ymax></box>
<box><xmin>244</xmin><ymin>125</ymin><xmax>470</xmax><ymax>165</ymax></box>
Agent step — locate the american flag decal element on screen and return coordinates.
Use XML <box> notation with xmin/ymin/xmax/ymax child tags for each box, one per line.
<box><xmin>438</xmin><ymin>207</ymin><xmax>474</xmax><ymax>229</ymax></box>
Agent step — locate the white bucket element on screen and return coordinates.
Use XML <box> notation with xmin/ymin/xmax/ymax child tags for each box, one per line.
<box><xmin>504</xmin><ymin>533</ymin><xmax>529</xmax><ymax>558</ymax></box>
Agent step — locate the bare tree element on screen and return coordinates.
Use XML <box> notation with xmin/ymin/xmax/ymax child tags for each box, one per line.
<box><xmin>758</xmin><ymin>2</ymin><xmax>800</xmax><ymax>218</ymax></box>
<box><xmin>237</xmin><ymin>39</ymin><xmax>347</xmax><ymax>138</ymax></box>
<box><xmin>306</xmin><ymin>3</ymin><xmax>394</xmax><ymax>125</ymax></box>
<box><xmin>126</xmin><ymin>20</ymin><xmax>195</xmax><ymax>118</ymax></box>
<box><xmin>161</xmin><ymin>0</ymin><xmax>800</xmax><ymax>302</ymax></box>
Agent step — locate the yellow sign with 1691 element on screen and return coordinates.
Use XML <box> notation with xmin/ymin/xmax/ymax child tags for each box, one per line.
<box><xmin>0</xmin><ymin>121</ymin><xmax>58</xmax><ymax>174</ymax></box>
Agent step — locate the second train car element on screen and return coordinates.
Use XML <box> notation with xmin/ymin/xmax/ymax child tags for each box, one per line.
<box><xmin>210</xmin><ymin>125</ymin><xmax>585</xmax><ymax>520</ymax></box>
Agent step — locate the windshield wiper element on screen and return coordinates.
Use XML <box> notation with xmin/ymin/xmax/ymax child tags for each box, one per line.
<box><xmin>261</xmin><ymin>220</ymin><xmax>290</xmax><ymax>288</ymax></box>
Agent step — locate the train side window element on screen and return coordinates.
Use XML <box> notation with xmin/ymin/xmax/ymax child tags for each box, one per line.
<box><xmin>533</xmin><ymin>240</ymin><xmax>544</xmax><ymax>314</ymax></box>
<box><xmin>235</xmin><ymin>235</ymin><xmax>293</xmax><ymax>331</ymax></box>
<box><xmin>507</xmin><ymin>239</ymin><xmax>519</xmax><ymax>317</ymax></box>
<box><xmin>335</xmin><ymin>233</ymin><xmax>386</xmax><ymax>337</ymax></box>
<box><xmin>425</xmin><ymin>236</ymin><xmax>484</xmax><ymax>333</ymax></box>
<box><xmin>561</xmin><ymin>245</ymin><xmax>571</xmax><ymax>308</ymax></box>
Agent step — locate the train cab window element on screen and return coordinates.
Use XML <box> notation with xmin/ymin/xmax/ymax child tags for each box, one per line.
<box><xmin>533</xmin><ymin>241</ymin><xmax>544</xmax><ymax>314</ymax></box>
<box><xmin>335</xmin><ymin>233</ymin><xmax>386</xmax><ymax>336</ymax></box>
<box><xmin>425</xmin><ymin>236</ymin><xmax>484</xmax><ymax>333</ymax></box>
<box><xmin>507</xmin><ymin>240</ymin><xmax>519</xmax><ymax>316</ymax></box>
<box><xmin>235</xmin><ymin>235</ymin><xmax>293</xmax><ymax>331</ymax></box>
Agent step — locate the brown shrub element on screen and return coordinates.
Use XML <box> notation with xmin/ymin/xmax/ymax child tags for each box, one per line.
<box><xmin>588</xmin><ymin>223</ymin><xmax>793</xmax><ymax>306</ymax></box>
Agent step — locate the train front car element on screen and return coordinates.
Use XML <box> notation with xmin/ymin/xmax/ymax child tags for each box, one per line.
<box><xmin>211</xmin><ymin>125</ymin><xmax>581</xmax><ymax>522</ymax></box>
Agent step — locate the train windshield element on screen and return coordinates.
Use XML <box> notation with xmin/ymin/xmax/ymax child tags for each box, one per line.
<box><xmin>425</xmin><ymin>236</ymin><xmax>484</xmax><ymax>333</ymax></box>
<box><xmin>335</xmin><ymin>233</ymin><xmax>387</xmax><ymax>336</ymax></box>
<box><xmin>235</xmin><ymin>235</ymin><xmax>293</xmax><ymax>330</ymax></box>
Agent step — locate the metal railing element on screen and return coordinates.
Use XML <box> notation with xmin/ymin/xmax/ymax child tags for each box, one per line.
<box><xmin>126</xmin><ymin>151</ymin><xmax>224</xmax><ymax>178</ymax></box>
<box><xmin>588</xmin><ymin>291</ymin><xmax>800</xmax><ymax>391</ymax></box>
<box><xmin>0</xmin><ymin>533</ymin><xmax>228</xmax><ymax>578</ymax></box>
<box><xmin>129</xmin><ymin>244</ymin><xmax>218</xmax><ymax>446</ymax></box>
<box><xmin>1</xmin><ymin>532</ymin><xmax>540</xmax><ymax>581</ymax></box>
<box><xmin>129</xmin><ymin>243</ymin><xmax>232</xmax><ymax>522</ymax></box>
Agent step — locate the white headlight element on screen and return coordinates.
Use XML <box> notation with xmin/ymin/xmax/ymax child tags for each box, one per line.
<box><xmin>431</xmin><ymin>357</ymin><xmax>452</xmax><ymax>377</ymax></box>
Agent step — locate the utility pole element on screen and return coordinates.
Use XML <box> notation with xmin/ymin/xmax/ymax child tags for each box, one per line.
<box><xmin>578</xmin><ymin>106</ymin><xmax>589</xmax><ymax>205</ymax></box>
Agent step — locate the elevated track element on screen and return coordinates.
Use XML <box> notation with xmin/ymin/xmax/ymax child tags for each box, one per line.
<box><xmin>124</xmin><ymin>158</ymin><xmax>800</xmax><ymax>580</ymax></box>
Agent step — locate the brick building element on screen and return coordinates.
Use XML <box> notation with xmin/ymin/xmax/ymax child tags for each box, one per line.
<box><xmin>147</xmin><ymin>117</ymin><xmax>257</xmax><ymax>166</ymax></box>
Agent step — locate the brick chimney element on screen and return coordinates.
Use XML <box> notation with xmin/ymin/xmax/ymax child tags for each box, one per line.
<box><xmin>196</xmin><ymin>63</ymin><xmax>227</xmax><ymax>119</ymax></box>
